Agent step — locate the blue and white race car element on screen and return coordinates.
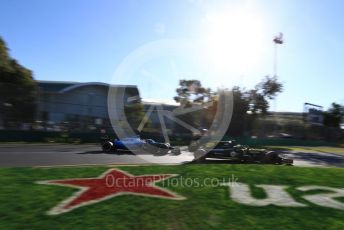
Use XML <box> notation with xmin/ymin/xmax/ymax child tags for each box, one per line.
<box><xmin>100</xmin><ymin>136</ymin><xmax>181</xmax><ymax>154</ymax></box>
<box><xmin>101</xmin><ymin>136</ymin><xmax>145</xmax><ymax>152</ymax></box>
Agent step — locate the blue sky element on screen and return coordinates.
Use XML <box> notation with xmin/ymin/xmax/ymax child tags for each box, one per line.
<box><xmin>1</xmin><ymin>0</ymin><xmax>344</xmax><ymax>112</ymax></box>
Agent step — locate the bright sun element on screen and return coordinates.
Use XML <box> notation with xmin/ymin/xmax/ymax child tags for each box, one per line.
<box><xmin>203</xmin><ymin>5</ymin><xmax>266</xmax><ymax>79</ymax></box>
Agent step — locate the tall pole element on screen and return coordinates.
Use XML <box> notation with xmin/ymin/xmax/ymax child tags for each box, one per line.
<box><xmin>273</xmin><ymin>41</ymin><xmax>278</xmax><ymax>113</ymax></box>
<box><xmin>273</xmin><ymin>42</ymin><xmax>277</xmax><ymax>77</ymax></box>
<box><xmin>273</xmin><ymin>33</ymin><xmax>283</xmax><ymax>134</ymax></box>
<box><xmin>273</xmin><ymin>32</ymin><xmax>283</xmax><ymax>78</ymax></box>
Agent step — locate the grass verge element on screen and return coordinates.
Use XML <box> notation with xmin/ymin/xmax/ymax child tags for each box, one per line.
<box><xmin>0</xmin><ymin>164</ymin><xmax>343</xmax><ymax>229</ymax></box>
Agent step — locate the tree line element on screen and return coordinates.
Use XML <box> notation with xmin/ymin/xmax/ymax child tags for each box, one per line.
<box><xmin>0</xmin><ymin>37</ymin><xmax>37</xmax><ymax>128</ymax></box>
<box><xmin>173</xmin><ymin>78</ymin><xmax>343</xmax><ymax>137</ymax></box>
<box><xmin>0</xmin><ymin>36</ymin><xmax>343</xmax><ymax>133</ymax></box>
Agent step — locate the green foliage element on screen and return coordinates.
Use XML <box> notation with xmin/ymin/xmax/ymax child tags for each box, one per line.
<box><xmin>249</xmin><ymin>76</ymin><xmax>283</xmax><ymax>115</ymax></box>
<box><xmin>228</xmin><ymin>76</ymin><xmax>283</xmax><ymax>136</ymax></box>
<box><xmin>173</xmin><ymin>80</ymin><xmax>217</xmax><ymax>133</ymax></box>
<box><xmin>257</xmin><ymin>75</ymin><xmax>284</xmax><ymax>100</ymax></box>
<box><xmin>227</xmin><ymin>87</ymin><xmax>251</xmax><ymax>136</ymax></box>
<box><xmin>0</xmin><ymin>37</ymin><xmax>38</xmax><ymax>126</ymax></box>
<box><xmin>323</xmin><ymin>103</ymin><xmax>343</xmax><ymax>128</ymax></box>
<box><xmin>124</xmin><ymin>103</ymin><xmax>146</xmax><ymax>131</ymax></box>
<box><xmin>172</xmin><ymin>77</ymin><xmax>284</xmax><ymax>136</ymax></box>
<box><xmin>174</xmin><ymin>79</ymin><xmax>214</xmax><ymax>106</ymax></box>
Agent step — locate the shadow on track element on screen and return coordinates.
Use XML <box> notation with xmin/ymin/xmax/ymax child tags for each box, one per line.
<box><xmin>76</xmin><ymin>150</ymin><xmax>174</xmax><ymax>156</ymax></box>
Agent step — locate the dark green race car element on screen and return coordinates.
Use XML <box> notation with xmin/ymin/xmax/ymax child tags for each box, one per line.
<box><xmin>190</xmin><ymin>140</ymin><xmax>293</xmax><ymax>165</ymax></box>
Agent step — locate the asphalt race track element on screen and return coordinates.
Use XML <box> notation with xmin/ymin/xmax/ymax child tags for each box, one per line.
<box><xmin>0</xmin><ymin>144</ymin><xmax>344</xmax><ymax>168</ymax></box>
<box><xmin>0</xmin><ymin>143</ymin><xmax>194</xmax><ymax>167</ymax></box>
<box><xmin>285</xmin><ymin>150</ymin><xmax>344</xmax><ymax>168</ymax></box>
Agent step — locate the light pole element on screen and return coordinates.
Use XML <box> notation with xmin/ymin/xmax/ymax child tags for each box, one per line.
<box><xmin>272</xmin><ymin>33</ymin><xmax>284</xmax><ymax>135</ymax></box>
<box><xmin>273</xmin><ymin>33</ymin><xmax>284</xmax><ymax>78</ymax></box>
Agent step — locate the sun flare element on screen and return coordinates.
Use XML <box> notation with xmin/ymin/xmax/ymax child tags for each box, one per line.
<box><xmin>203</xmin><ymin>6</ymin><xmax>266</xmax><ymax>78</ymax></box>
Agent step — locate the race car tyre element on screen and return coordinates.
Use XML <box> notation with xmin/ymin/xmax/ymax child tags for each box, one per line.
<box><xmin>264</xmin><ymin>151</ymin><xmax>282</xmax><ymax>164</ymax></box>
<box><xmin>194</xmin><ymin>149</ymin><xmax>206</xmax><ymax>162</ymax></box>
<box><xmin>102</xmin><ymin>141</ymin><xmax>113</xmax><ymax>153</ymax></box>
<box><xmin>155</xmin><ymin>148</ymin><xmax>169</xmax><ymax>155</ymax></box>
<box><xmin>188</xmin><ymin>141</ymin><xmax>200</xmax><ymax>152</ymax></box>
<box><xmin>172</xmin><ymin>147</ymin><xmax>181</xmax><ymax>155</ymax></box>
